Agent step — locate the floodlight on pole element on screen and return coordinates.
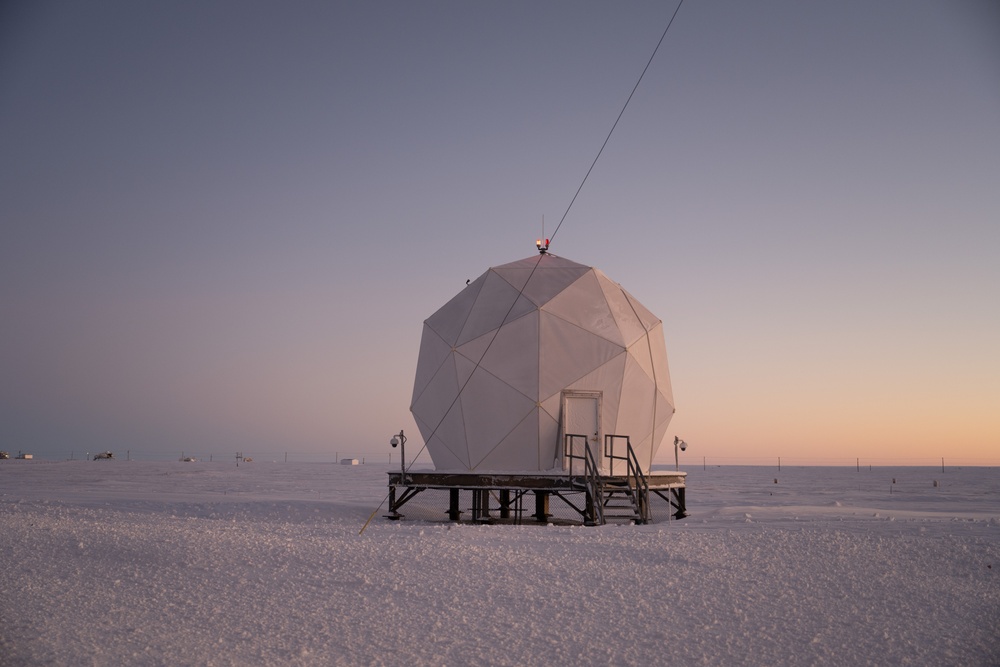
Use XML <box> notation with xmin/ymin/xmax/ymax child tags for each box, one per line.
<box><xmin>673</xmin><ymin>436</ymin><xmax>687</xmax><ymax>471</ymax></box>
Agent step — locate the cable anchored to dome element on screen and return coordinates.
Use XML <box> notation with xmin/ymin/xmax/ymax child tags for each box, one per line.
<box><xmin>547</xmin><ymin>0</ymin><xmax>685</xmax><ymax>251</ymax></box>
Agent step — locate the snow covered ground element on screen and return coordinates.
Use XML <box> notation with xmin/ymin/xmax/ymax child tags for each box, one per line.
<box><xmin>1</xmin><ymin>461</ymin><xmax>997</xmax><ymax>666</ymax></box>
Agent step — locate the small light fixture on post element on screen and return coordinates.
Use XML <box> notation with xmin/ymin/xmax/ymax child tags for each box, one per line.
<box><xmin>390</xmin><ymin>430</ymin><xmax>406</xmax><ymax>476</ymax></box>
<box><xmin>536</xmin><ymin>238</ymin><xmax>550</xmax><ymax>254</ymax></box>
<box><xmin>673</xmin><ymin>435</ymin><xmax>687</xmax><ymax>471</ymax></box>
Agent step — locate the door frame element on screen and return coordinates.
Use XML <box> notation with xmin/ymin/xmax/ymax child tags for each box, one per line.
<box><xmin>559</xmin><ymin>390</ymin><xmax>603</xmax><ymax>471</ymax></box>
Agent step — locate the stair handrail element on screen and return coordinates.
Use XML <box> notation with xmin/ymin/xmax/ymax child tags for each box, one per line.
<box><xmin>604</xmin><ymin>434</ymin><xmax>651</xmax><ymax>523</ymax></box>
<box><xmin>627</xmin><ymin>439</ymin><xmax>651</xmax><ymax>523</ymax></box>
<box><xmin>564</xmin><ymin>433</ymin><xmax>605</xmax><ymax>525</ymax></box>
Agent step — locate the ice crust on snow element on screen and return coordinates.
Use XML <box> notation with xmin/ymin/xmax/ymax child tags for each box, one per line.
<box><xmin>1</xmin><ymin>461</ymin><xmax>997</xmax><ymax>666</ymax></box>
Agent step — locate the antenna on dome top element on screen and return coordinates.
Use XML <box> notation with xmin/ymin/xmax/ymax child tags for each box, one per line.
<box><xmin>536</xmin><ymin>215</ymin><xmax>550</xmax><ymax>254</ymax></box>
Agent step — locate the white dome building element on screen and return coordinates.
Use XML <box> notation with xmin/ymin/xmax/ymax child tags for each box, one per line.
<box><xmin>410</xmin><ymin>253</ymin><xmax>674</xmax><ymax>474</ymax></box>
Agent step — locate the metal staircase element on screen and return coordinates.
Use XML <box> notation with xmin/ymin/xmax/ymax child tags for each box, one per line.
<box><xmin>604</xmin><ymin>435</ymin><xmax>651</xmax><ymax>524</ymax></box>
<box><xmin>563</xmin><ymin>433</ymin><xmax>651</xmax><ymax>525</ymax></box>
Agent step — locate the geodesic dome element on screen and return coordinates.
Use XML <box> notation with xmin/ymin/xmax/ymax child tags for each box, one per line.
<box><xmin>410</xmin><ymin>254</ymin><xmax>674</xmax><ymax>473</ymax></box>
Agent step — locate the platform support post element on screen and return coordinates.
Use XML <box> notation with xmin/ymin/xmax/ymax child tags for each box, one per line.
<box><xmin>673</xmin><ymin>486</ymin><xmax>687</xmax><ymax>519</ymax></box>
<box><xmin>387</xmin><ymin>484</ymin><xmax>402</xmax><ymax>520</ymax></box>
<box><xmin>480</xmin><ymin>489</ymin><xmax>491</xmax><ymax>521</ymax></box>
<box><xmin>499</xmin><ymin>490</ymin><xmax>511</xmax><ymax>519</ymax></box>
<box><xmin>448</xmin><ymin>489</ymin><xmax>461</xmax><ymax>521</ymax></box>
<box><xmin>533</xmin><ymin>491</ymin><xmax>550</xmax><ymax>522</ymax></box>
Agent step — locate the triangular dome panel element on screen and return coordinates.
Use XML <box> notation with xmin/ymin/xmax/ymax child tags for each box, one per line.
<box><xmin>614</xmin><ymin>355</ymin><xmax>657</xmax><ymax>449</ymax></box>
<box><xmin>540</xmin><ymin>393</ymin><xmax>561</xmax><ymax>422</ymax></box>
<box><xmin>492</xmin><ymin>254</ymin><xmax>588</xmax><ymax>272</ymax></box>
<box><xmin>651</xmin><ymin>393</ymin><xmax>674</xmax><ymax>461</ymax></box>
<box><xmin>457</xmin><ymin>311</ymin><xmax>539</xmax><ymax>400</ymax></box>
<box><xmin>424</xmin><ymin>442</ymin><xmax>469</xmax><ymax>471</ymax></box>
<box><xmin>595</xmin><ymin>271</ymin><xmax>648</xmax><ymax>347</ymax></box>
<box><xmin>426</xmin><ymin>273</ymin><xmax>485</xmax><ymax>345</ymax></box>
<box><xmin>539</xmin><ymin>312</ymin><xmax>625</xmax><ymax>399</ymax></box>
<box><xmin>457</xmin><ymin>271</ymin><xmax>536</xmax><ymax>346</ymax></box>
<box><xmin>411</xmin><ymin>354</ymin><xmax>460</xmax><ymax>429</ymax></box>
<box><xmin>454</xmin><ymin>330</ymin><xmax>491</xmax><ymax>368</ymax></box>
<box><xmin>413</xmin><ymin>411</ymin><xmax>470</xmax><ymax>470</ymax></box>
<box><xmin>491</xmin><ymin>255</ymin><xmax>591</xmax><ymax>306</ymax></box>
<box><xmin>412</xmin><ymin>324</ymin><xmax>453</xmax><ymax>408</ymax></box>
<box><xmin>626</xmin><ymin>334</ymin><xmax>655</xmax><ymax>385</ymax></box>
<box><xmin>654</xmin><ymin>390</ymin><xmax>675</xmax><ymax>430</ymax></box>
<box><xmin>459</xmin><ymin>368</ymin><xmax>536</xmax><ymax>463</ymax></box>
<box><xmin>453</xmin><ymin>350</ymin><xmax>478</xmax><ymax>390</ymax></box>
<box><xmin>491</xmin><ymin>255</ymin><xmax>592</xmax><ymax>296</ymax></box>
<box><xmin>538</xmin><ymin>408</ymin><xmax>560</xmax><ymax>470</ymax></box>
<box><xmin>622</xmin><ymin>287</ymin><xmax>660</xmax><ymax>332</ymax></box>
<box><xmin>522</xmin><ymin>268</ymin><xmax>591</xmax><ymax>306</ymax></box>
<box><xmin>473</xmin><ymin>409</ymin><xmax>540</xmax><ymax>470</ymax></box>
<box><xmin>542</xmin><ymin>270</ymin><xmax>625</xmax><ymax>346</ymax></box>
<box><xmin>647</xmin><ymin>321</ymin><xmax>674</xmax><ymax>404</ymax></box>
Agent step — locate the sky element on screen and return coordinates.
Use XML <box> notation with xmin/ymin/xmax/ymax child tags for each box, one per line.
<box><xmin>2</xmin><ymin>0</ymin><xmax>998</xmax><ymax>465</ymax></box>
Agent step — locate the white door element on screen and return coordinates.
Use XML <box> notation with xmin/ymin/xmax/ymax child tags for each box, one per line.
<box><xmin>561</xmin><ymin>391</ymin><xmax>601</xmax><ymax>472</ymax></box>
